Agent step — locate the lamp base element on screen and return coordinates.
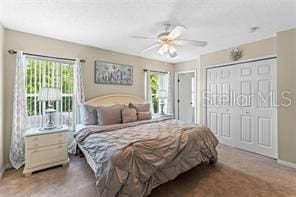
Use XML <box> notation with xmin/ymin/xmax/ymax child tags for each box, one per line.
<box><xmin>39</xmin><ymin>125</ymin><xmax>57</xmax><ymax>131</ymax></box>
<box><xmin>40</xmin><ymin>106</ymin><xmax>57</xmax><ymax>130</ymax></box>
<box><xmin>159</xmin><ymin>103</ymin><xmax>166</xmax><ymax>115</ymax></box>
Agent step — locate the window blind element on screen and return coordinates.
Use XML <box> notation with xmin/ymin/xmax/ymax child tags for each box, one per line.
<box><xmin>25</xmin><ymin>56</ymin><xmax>74</xmax><ymax>128</ymax></box>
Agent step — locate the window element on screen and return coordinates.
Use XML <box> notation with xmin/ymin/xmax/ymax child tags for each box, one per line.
<box><xmin>150</xmin><ymin>72</ymin><xmax>169</xmax><ymax>114</ymax></box>
<box><xmin>25</xmin><ymin>56</ymin><xmax>74</xmax><ymax>128</ymax></box>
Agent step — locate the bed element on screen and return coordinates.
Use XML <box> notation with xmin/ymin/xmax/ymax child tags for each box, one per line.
<box><xmin>74</xmin><ymin>94</ymin><xmax>218</xmax><ymax>197</ymax></box>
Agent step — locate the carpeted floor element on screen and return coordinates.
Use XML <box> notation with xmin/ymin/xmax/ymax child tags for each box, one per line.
<box><xmin>1</xmin><ymin>144</ymin><xmax>296</xmax><ymax>197</ymax></box>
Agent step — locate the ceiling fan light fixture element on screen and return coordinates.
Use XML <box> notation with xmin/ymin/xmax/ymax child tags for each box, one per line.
<box><xmin>134</xmin><ymin>23</ymin><xmax>207</xmax><ymax>58</ymax></box>
<box><xmin>163</xmin><ymin>43</ymin><xmax>169</xmax><ymax>53</ymax></box>
<box><xmin>158</xmin><ymin>43</ymin><xmax>169</xmax><ymax>55</ymax></box>
<box><xmin>169</xmin><ymin>45</ymin><xmax>177</xmax><ymax>57</ymax></box>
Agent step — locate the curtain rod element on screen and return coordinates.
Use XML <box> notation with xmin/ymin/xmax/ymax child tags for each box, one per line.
<box><xmin>8</xmin><ymin>50</ymin><xmax>86</xmax><ymax>63</ymax></box>
<box><xmin>143</xmin><ymin>69</ymin><xmax>168</xmax><ymax>74</ymax></box>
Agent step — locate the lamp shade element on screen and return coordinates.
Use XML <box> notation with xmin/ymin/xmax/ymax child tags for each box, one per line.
<box><xmin>38</xmin><ymin>87</ymin><xmax>62</xmax><ymax>101</ymax></box>
<box><xmin>157</xmin><ymin>89</ymin><xmax>168</xmax><ymax>99</ymax></box>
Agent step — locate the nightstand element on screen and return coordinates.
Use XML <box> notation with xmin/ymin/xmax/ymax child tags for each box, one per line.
<box><xmin>23</xmin><ymin>126</ymin><xmax>70</xmax><ymax>176</ymax></box>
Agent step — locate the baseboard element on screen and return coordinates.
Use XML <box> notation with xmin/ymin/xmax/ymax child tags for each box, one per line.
<box><xmin>278</xmin><ymin>159</ymin><xmax>296</xmax><ymax>169</ymax></box>
<box><xmin>0</xmin><ymin>162</ymin><xmax>13</xmax><ymax>179</ymax></box>
<box><xmin>5</xmin><ymin>163</ymin><xmax>12</xmax><ymax>169</ymax></box>
<box><xmin>0</xmin><ymin>165</ymin><xmax>5</xmax><ymax>179</ymax></box>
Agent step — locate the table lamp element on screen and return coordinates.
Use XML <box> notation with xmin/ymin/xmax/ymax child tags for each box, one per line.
<box><xmin>38</xmin><ymin>87</ymin><xmax>62</xmax><ymax>130</ymax></box>
<box><xmin>157</xmin><ymin>89</ymin><xmax>168</xmax><ymax>115</ymax></box>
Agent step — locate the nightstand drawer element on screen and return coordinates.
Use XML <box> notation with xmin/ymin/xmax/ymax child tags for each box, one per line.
<box><xmin>26</xmin><ymin>132</ymin><xmax>68</xmax><ymax>149</ymax></box>
<box><xmin>25</xmin><ymin>143</ymin><xmax>68</xmax><ymax>169</ymax></box>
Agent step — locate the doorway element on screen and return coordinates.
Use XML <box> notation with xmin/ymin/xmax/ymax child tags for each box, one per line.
<box><xmin>175</xmin><ymin>71</ymin><xmax>196</xmax><ymax>123</ymax></box>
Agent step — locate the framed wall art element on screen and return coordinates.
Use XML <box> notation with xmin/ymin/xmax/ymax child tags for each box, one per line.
<box><xmin>94</xmin><ymin>60</ymin><xmax>133</xmax><ymax>85</ymax></box>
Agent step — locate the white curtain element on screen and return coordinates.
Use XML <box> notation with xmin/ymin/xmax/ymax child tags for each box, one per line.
<box><xmin>10</xmin><ymin>51</ymin><xmax>28</xmax><ymax>169</ymax></box>
<box><xmin>144</xmin><ymin>70</ymin><xmax>154</xmax><ymax>113</ymax></box>
<box><xmin>68</xmin><ymin>58</ymin><xmax>85</xmax><ymax>154</ymax></box>
<box><xmin>167</xmin><ymin>72</ymin><xmax>174</xmax><ymax>115</ymax></box>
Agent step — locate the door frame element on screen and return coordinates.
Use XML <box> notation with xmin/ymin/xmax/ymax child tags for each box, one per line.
<box><xmin>175</xmin><ymin>70</ymin><xmax>197</xmax><ymax>123</ymax></box>
<box><xmin>203</xmin><ymin>55</ymin><xmax>278</xmax><ymax>159</ymax></box>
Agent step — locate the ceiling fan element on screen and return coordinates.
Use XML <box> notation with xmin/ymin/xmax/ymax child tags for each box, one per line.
<box><xmin>133</xmin><ymin>24</ymin><xmax>207</xmax><ymax>58</ymax></box>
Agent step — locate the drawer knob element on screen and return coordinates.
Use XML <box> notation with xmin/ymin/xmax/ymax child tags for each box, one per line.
<box><xmin>34</xmin><ymin>137</ymin><xmax>38</xmax><ymax>141</ymax></box>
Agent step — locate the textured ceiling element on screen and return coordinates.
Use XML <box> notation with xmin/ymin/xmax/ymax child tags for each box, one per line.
<box><xmin>1</xmin><ymin>0</ymin><xmax>296</xmax><ymax>63</ymax></box>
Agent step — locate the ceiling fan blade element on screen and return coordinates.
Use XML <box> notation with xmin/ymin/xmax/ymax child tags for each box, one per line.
<box><xmin>168</xmin><ymin>25</ymin><xmax>187</xmax><ymax>40</ymax></box>
<box><xmin>140</xmin><ymin>43</ymin><xmax>162</xmax><ymax>53</ymax></box>
<box><xmin>169</xmin><ymin>45</ymin><xmax>177</xmax><ymax>57</ymax></box>
<box><xmin>132</xmin><ymin>36</ymin><xmax>159</xmax><ymax>41</ymax></box>
<box><xmin>158</xmin><ymin>44</ymin><xmax>169</xmax><ymax>55</ymax></box>
<box><xmin>174</xmin><ymin>39</ymin><xmax>207</xmax><ymax>47</ymax></box>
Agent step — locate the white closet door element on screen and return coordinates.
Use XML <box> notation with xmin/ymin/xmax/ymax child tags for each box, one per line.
<box><xmin>253</xmin><ymin>59</ymin><xmax>277</xmax><ymax>158</ymax></box>
<box><xmin>206</xmin><ymin>68</ymin><xmax>220</xmax><ymax>137</ymax></box>
<box><xmin>235</xmin><ymin>62</ymin><xmax>257</xmax><ymax>153</ymax></box>
<box><xmin>206</xmin><ymin>58</ymin><xmax>277</xmax><ymax>158</ymax></box>
<box><xmin>235</xmin><ymin>59</ymin><xmax>276</xmax><ymax>157</ymax></box>
<box><xmin>219</xmin><ymin>66</ymin><xmax>236</xmax><ymax>146</ymax></box>
<box><xmin>206</xmin><ymin>66</ymin><xmax>236</xmax><ymax>146</ymax></box>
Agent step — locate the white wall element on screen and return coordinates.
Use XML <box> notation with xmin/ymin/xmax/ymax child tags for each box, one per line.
<box><xmin>3</xmin><ymin>29</ymin><xmax>174</xmax><ymax>166</ymax></box>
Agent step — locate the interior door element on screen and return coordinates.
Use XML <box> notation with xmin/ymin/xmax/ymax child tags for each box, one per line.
<box><xmin>177</xmin><ymin>72</ymin><xmax>195</xmax><ymax>122</ymax></box>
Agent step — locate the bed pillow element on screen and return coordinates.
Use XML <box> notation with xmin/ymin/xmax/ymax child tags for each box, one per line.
<box><xmin>80</xmin><ymin>104</ymin><xmax>98</xmax><ymax>125</ymax></box>
<box><xmin>121</xmin><ymin>108</ymin><xmax>137</xmax><ymax>123</ymax></box>
<box><xmin>137</xmin><ymin>111</ymin><xmax>152</xmax><ymax>120</ymax></box>
<box><xmin>97</xmin><ymin>104</ymin><xmax>125</xmax><ymax>125</ymax></box>
<box><xmin>129</xmin><ymin>103</ymin><xmax>150</xmax><ymax>112</ymax></box>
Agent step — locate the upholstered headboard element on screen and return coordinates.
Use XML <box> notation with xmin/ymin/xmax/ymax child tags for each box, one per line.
<box><xmin>85</xmin><ymin>94</ymin><xmax>146</xmax><ymax>107</ymax></box>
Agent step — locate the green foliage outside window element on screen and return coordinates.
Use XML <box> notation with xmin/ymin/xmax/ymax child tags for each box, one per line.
<box><xmin>26</xmin><ymin>58</ymin><xmax>74</xmax><ymax>116</ymax></box>
<box><xmin>150</xmin><ymin>73</ymin><xmax>159</xmax><ymax>113</ymax></box>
